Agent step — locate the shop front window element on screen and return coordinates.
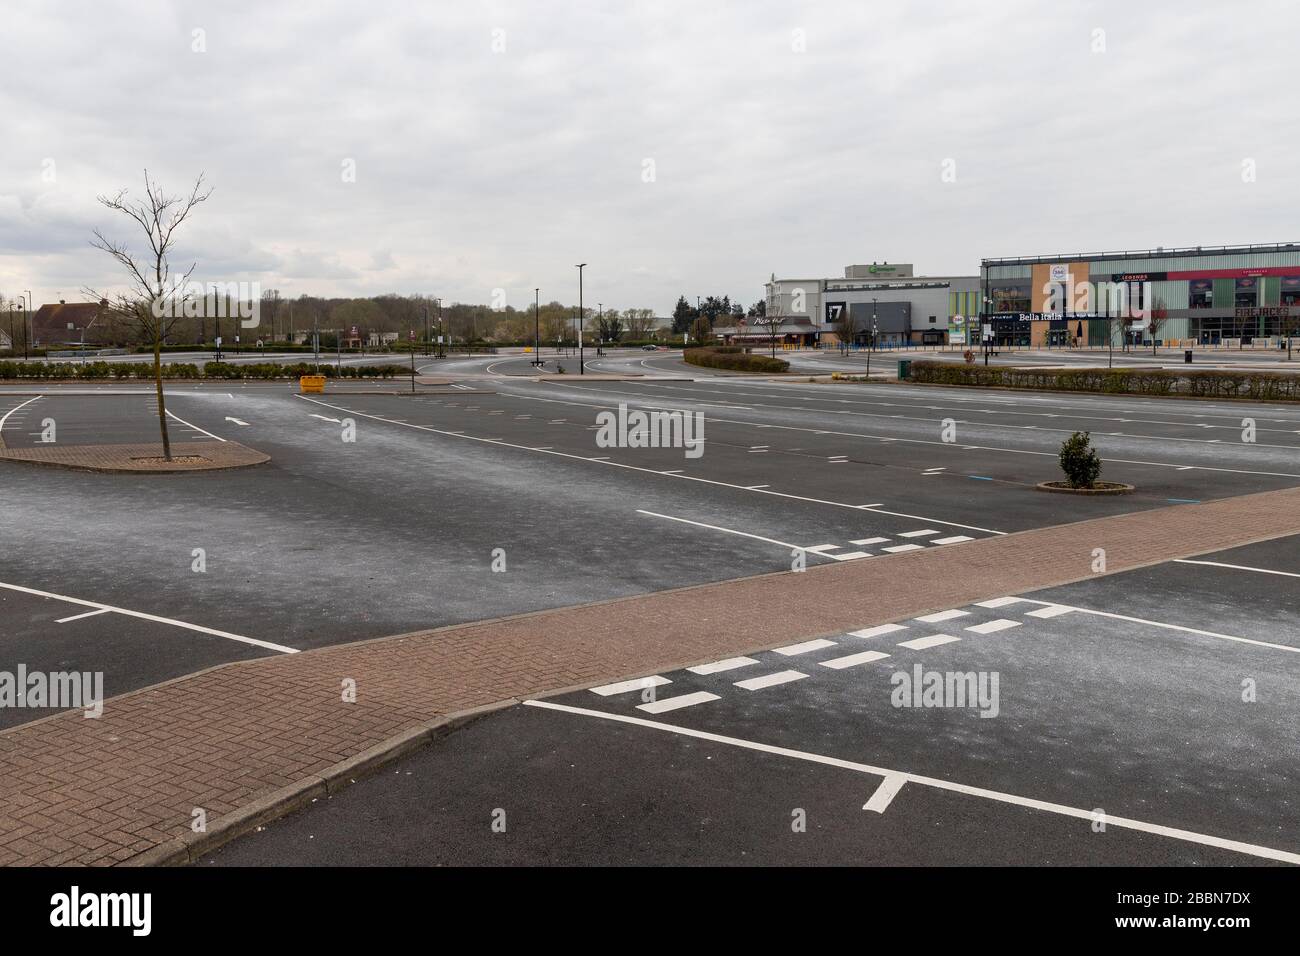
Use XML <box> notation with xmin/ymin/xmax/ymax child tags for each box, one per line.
<box><xmin>1281</xmin><ymin>277</ymin><xmax>1300</xmax><ymax>306</ymax></box>
<box><xmin>1234</xmin><ymin>277</ymin><xmax>1259</xmax><ymax>309</ymax></box>
<box><xmin>1188</xmin><ymin>279</ymin><xmax>1213</xmax><ymax>309</ymax></box>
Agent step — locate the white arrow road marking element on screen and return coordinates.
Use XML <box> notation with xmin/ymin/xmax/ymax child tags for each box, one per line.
<box><xmin>224</xmin><ymin>416</ymin><xmax>250</xmax><ymax>426</ymax></box>
<box><xmin>309</xmin><ymin>414</ymin><xmax>342</xmax><ymax>423</ymax></box>
<box><xmin>864</xmin><ymin>773</ymin><xmax>907</xmax><ymax>813</ymax></box>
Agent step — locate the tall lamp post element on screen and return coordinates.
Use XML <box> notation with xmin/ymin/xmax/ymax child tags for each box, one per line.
<box><xmin>17</xmin><ymin>297</ymin><xmax>27</xmax><ymax>361</ymax></box>
<box><xmin>575</xmin><ymin>263</ymin><xmax>586</xmax><ymax>375</ymax></box>
<box><xmin>24</xmin><ymin>289</ymin><xmax>33</xmax><ymax>359</ymax></box>
<box><xmin>533</xmin><ymin>288</ymin><xmax>541</xmax><ymax>366</ymax></box>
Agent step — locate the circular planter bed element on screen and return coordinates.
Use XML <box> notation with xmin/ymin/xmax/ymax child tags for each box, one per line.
<box><xmin>1036</xmin><ymin>480</ymin><xmax>1134</xmax><ymax>496</ymax></box>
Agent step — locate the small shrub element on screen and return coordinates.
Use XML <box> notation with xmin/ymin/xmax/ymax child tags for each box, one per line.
<box><xmin>684</xmin><ymin>347</ymin><xmax>789</xmax><ymax>373</ymax></box>
<box><xmin>1059</xmin><ymin>431</ymin><xmax>1101</xmax><ymax>489</ymax></box>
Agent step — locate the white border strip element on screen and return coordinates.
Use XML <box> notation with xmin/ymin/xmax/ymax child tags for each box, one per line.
<box><xmin>524</xmin><ymin>699</ymin><xmax>1300</xmax><ymax>865</ymax></box>
<box><xmin>0</xmin><ymin>581</ymin><xmax>296</xmax><ymax>654</ymax></box>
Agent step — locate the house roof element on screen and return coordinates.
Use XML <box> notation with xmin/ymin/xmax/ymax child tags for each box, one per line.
<box><xmin>33</xmin><ymin>302</ymin><xmax>107</xmax><ymax>329</ymax></box>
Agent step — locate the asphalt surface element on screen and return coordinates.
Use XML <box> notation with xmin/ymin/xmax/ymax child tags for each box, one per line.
<box><xmin>202</xmin><ymin>536</ymin><xmax>1300</xmax><ymax>866</ymax></box>
<box><xmin>3</xmin><ymin>368</ymin><xmax>1300</xmax><ymax>724</ymax></box>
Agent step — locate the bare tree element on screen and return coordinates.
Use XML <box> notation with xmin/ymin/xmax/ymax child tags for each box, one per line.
<box><xmin>1282</xmin><ymin>310</ymin><xmax>1299</xmax><ymax>362</ymax></box>
<box><xmin>87</xmin><ymin>170</ymin><xmax>212</xmax><ymax>461</ymax></box>
<box><xmin>1147</xmin><ymin>297</ymin><xmax>1169</xmax><ymax>357</ymax></box>
<box><xmin>753</xmin><ymin>298</ymin><xmax>786</xmax><ymax>357</ymax></box>
<box><xmin>833</xmin><ymin>307</ymin><xmax>856</xmax><ymax>353</ymax></box>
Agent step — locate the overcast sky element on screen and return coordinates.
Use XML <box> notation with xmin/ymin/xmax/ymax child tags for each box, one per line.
<box><xmin>2</xmin><ymin>0</ymin><xmax>1297</xmax><ymax>315</ymax></box>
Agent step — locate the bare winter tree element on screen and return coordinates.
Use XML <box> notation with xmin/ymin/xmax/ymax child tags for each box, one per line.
<box><xmin>1147</xmin><ymin>297</ymin><xmax>1169</xmax><ymax>357</ymax></box>
<box><xmin>87</xmin><ymin>170</ymin><xmax>212</xmax><ymax>461</ymax></box>
<box><xmin>754</xmin><ymin>298</ymin><xmax>786</xmax><ymax>357</ymax></box>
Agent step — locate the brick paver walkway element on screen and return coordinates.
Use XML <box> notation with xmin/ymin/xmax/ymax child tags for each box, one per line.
<box><xmin>2</xmin><ymin>487</ymin><xmax>1299</xmax><ymax>865</ymax></box>
<box><xmin>0</xmin><ymin>441</ymin><xmax>268</xmax><ymax>472</ymax></box>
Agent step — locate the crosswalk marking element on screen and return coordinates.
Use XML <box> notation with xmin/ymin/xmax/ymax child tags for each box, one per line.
<box><xmin>1025</xmin><ymin>604</ymin><xmax>1074</xmax><ymax>619</ymax></box>
<box><xmin>976</xmin><ymin>596</ymin><xmax>1025</xmax><ymax>608</ymax></box>
<box><xmin>636</xmin><ymin>691</ymin><xmax>719</xmax><ymax>714</ymax></box>
<box><xmin>898</xmin><ymin>529</ymin><xmax>939</xmax><ymax>538</ymax></box>
<box><xmin>897</xmin><ymin>634</ymin><xmax>961</xmax><ymax>650</ymax></box>
<box><xmin>773</xmin><ymin>638</ymin><xmax>837</xmax><ymax>656</ymax></box>
<box><xmin>687</xmin><ymin>657</ymin><xmax>759</xmax><ymax>675</ymax></box>
<box><xmin>820</xmin><ymin>649</ymin><xmax>891</xmax><ymax>670</ymax></box>
<box><xmin>913</xmin><ymin>609</ymin><xmax>969</xmax><ymax>624</ymax></box>
<box><xmin>735</xmin><ymin>670</ymin><xmax>808</xmax><ymax>691</ymax></box>
<box><xmin>850</xmin><ymin>623</ymin><xmax>908</xmax><ymax>639</ymax></box>
<box><xmin>966</xmin><ymin>619</ymin><xmax>1022</xmax><ymax>634</ymax></box>
<box><xmin>881</xmin><ymin>544</ymin><xmax>924</xmax><ymax>553</ymax></box>
<box><xmin>932</xmin><ymin>535</ymin><xmax>974</xmax><ymax>545</ymax></box>
<box><xmin>590</xmin><ymin>675</ymin><xmax>670</xmax><ymax>696</ymax></box>
<box><xmin>829</xmin><ymin>550</ymin><xmax>872</xmax><ymax>561</ymax></box>
<box><xmin>850</xmin><ymin>536</ymin><xmax>890</xmax><ymax>546</ymax></box>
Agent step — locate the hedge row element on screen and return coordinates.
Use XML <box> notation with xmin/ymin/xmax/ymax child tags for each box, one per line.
<box><xmin>906</xmin><ymin>361</ymin><xmax>1300</xmax><ymax>402</ymax></box>
<box><xmin>0</xmin><ymin>360</ymin><xmax>407</xmax><ymax>380</ymax></box>
<box><xmin>683</xmin><ymin>346</ymin><xmax>789</xmax><ymax>373</ymax></box>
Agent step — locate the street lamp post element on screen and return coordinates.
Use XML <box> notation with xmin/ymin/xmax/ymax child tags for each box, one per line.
<box><xmin>533</xmin><ymin>288</ymin><xmax>541</xmax><ymax>366</ymax></box>
<box><xmin>576</xmin><ymin>263</ymin><xmax>586</xmax><ymax>375</ymax></box>
<box><xmin>17</xmin><ymin>298</ymin><xmax>26</xmax><ymax>361</ymax></box>
<box><xmin>866</xmin><ymin>297</ymin><xmax>877</xmax><ymax>378</ymax></box>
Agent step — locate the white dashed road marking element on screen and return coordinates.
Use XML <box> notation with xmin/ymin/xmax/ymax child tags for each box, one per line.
<box><xmin>687</xmin><ymin>657</ymin><xmax>759</xmax><ymax>675</ymax></box>
<box><xmin>897</xmin><ymin>634</ymin><xmax>962</xmax><ymax>650</ymax></box>
<box><xmin>913</xmin><ymin>609</ymin><xmax>969</xmax><ymax>624</ymax></box>
<box><xmin>636</xmin><ymin>691</ymin><xmax>720</xmax><ymax>714</ymax></box>
<box><xmin>735</xmin><ymin>670</ymin><xmax>808</xmax><ymax>691</ymax></box>
<box><xmin>820</xmin><ymin>649</ymin><xmax>891</xmax><ymax>670</ymax></box>
<box><xmin>773</xmin><ymin>638</ymin><xmax>837</xmax><ymax>656</ymax></box>
<box><xmin>850</xmin><ymin>623</ymin><xmax>908</xmax><ymax>639</ymax></box>
<box><xmin>590</xmin><ymin>675</ymin><xmax>670</xmax><ymax>696</ymax></box>
<box><xmin>966</xmin><ymin>619</ymin><xmax>1022</xmax><ymax>635</ymax></box>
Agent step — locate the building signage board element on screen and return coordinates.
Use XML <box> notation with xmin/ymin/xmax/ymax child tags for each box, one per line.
<box><xmin>1110</xmin><ymin>272</ymin><xmax>1168</xmax><ymax>283</ymax></box>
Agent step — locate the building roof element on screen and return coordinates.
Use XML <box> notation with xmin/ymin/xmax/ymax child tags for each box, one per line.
<box><xmin>31</xmin><ymin>301</ymin><xmax>111</xmax><ymax>345</ymax></box>
<box><xmin>982</xmin><ymin>242</ymin><xmax>1300</xmax><ymax>268</ymax></box>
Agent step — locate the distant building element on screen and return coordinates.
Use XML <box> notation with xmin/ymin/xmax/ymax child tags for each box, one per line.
<box><xmin>727</xmin><ymin>263</ymin><xmax>980</xmax><ymax>347</ymax></box>
<box><xmin>981</xmin><ymin>242</ymin><xmax>1300</xmax><ymax>347</ymax></box>
<box><xmin>31</xmin><ymin>300</ymin><xmax>113</xmax><ymax>347</ymax></box>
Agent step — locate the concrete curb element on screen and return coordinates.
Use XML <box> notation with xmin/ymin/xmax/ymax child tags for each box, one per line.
<box><xmin>125</xmin><ymin>699</ymin><xmax>519</xmax><ymax>866</ymax></box>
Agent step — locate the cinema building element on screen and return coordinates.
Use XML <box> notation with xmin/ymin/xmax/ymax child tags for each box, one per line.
<box><xmin>981</xmin><ymin>242</ymin><xmax>1300</xmax><ymax>347</ymax></box>
<box><xmin>721</xmin><ymin>263</ymin><xmax>981</xmax><ymax>347</ymax></box>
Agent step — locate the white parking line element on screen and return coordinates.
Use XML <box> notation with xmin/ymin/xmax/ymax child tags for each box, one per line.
<box><xmin>590</xmin><ymin>675</ymin><xmax>670</xmax><ymax>696</ymax></box>
<box><xmin>637</xmin><ymin>510</ymin><xmax>802</xmax><ymax>551</ymax></box>
<box><xmin>165</xmin><ymin>409</ymin><xmax>227</xmax><ymax>442</ymax></box>
<box><xmin>1020</xmin><ymin>599</ymin><xmax>1300</xmax><ymax>654</ymax></box>
<box><xmin>898</xmin><ymin>529</ymin><xmax>939</xmax><ymax>538</ymax></box>
<box><xmin>772</xmin><ymin>638</ymin><xmax>837</xmax><ymax>656</ymax></box>
<box><xmin>1025</xmin><ymin>605</ymin><xmax>1074</xmax><ymax>619</ymax></box>
<box><xmin>976</xmin><ymin>596</ymin><xmax>1026</xmax><ymax>608</ymax></box>
<box><xmin>636</xmin><ymin>691</ymin><xmax>719</xmax><ymax>714</ymax></box>
<box><xmin>863</xmin><ymin>773</ymin><xmax>907</xmax><ymax>813</ymax></box>
<box><xmin>850</xmin><ymin>623</ymin><xmax>908</xmax><ymax>639</ymax></box>
<box><xmin>524</xmin><ymin>699</ymin><xmax>1300</xmax><ymax>865</ymax></box>
<box><xmin>294</xmin><ymin>394</ymin><xmax>1006</xmax><ymax>535</ymax></box>
<box><xmin>0</xmin><ymin>581</ymin><xmax>296</xmax><ymax>654</ymax></box>
<box><xmin>687</xmin><ymin>657</ymin><xmax>759</xmax><ymax>675</ymax></box>
<box><xmin>932</xmin><ymin>535</ymin><xmax>974</xmax><ymax>545</ymax></box>
<box><xmin>820</xmin><ymin>649</ymin><xmax>891</xmax><ymax>670</ymax></box>
<box><xmin>1174</xmin><ymin>558</ymin><xmax>1300</xmax><ymax>579</ymax></box>
<box><xmin>914</xmin><ymin>609</ymin><xmax>969</xmax><ymax>624</ymax></box>
<box><xmin>881</xmin><ymin>544</ymin><xmax>924</xmax><ymax>553</ymax></box>
<box><xmin>898</xmin><ymin>634</ymin><xmax>961</xmax><ymax>650</ymax></box>
<box><xmin>734</xmin><ymin>670</ymin><xmax>808</xmax><ymax>691</ymax></box>
<box><xmin>965</xmin><ymin>619</ymin><xmax>1022</xmax><ymax>635</ymax></box>
<box><xmin>55</xmin><ymin>607</ymin><xmax>112</xmax><ymax>624</ymax></box>
<box><xmin>0</xmin><ymin>396</ymin><xmax>41</xmax><ymax>434</ymax></box>
<box><xmin>850</xmin><ymin>537</ymin><xmax>890</xmax><ymax>546</ymax></box>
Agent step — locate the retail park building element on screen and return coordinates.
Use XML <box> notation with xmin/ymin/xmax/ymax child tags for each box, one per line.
<box><xmin>736</xmin><ymin>243</ymin><xmax>1300</xmax><ymax>348</ymax></box>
